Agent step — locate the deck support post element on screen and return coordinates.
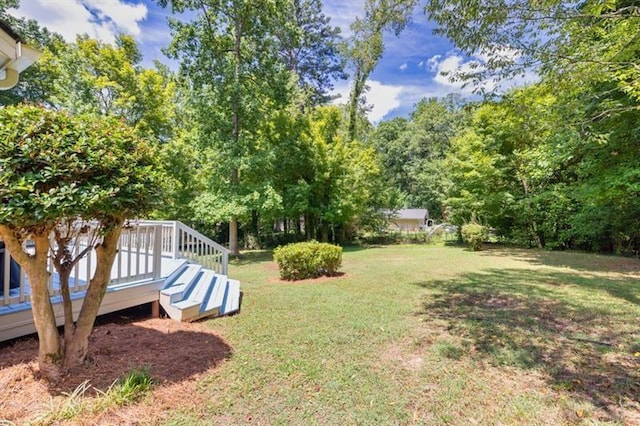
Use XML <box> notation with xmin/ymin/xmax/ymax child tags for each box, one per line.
<box><xmin>151</xmin><ymin>300</ymin><xmax>160</xmax><ymax>318</ymax></box>
<box><xmin>152</xmin><ymin>225</ymin><xmax>163</xmax><ymax>279</ymax></box>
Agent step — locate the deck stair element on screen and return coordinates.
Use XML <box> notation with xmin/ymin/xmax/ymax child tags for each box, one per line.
<box><xmin>159</xmin><ymin>262</ymin><xmax>240</xmax><ymax>322</ymax></box>
<box><xmin>0</xmin><ymin>220</ymin><xmax>241</xmax><ymax>342</ymax></box>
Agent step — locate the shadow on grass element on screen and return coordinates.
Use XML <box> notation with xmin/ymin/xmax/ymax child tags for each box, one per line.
<box><xmin>414</xmin><ymin>269</ymin><xmax>640</xmax><ymax>419</ymax></box>
<box><xmin>479</xmin><ymin>246</ymin><xmax>640</xmax><ymax>275</ymax></box>
<box><xmin>0</xmin><ymin>305</ymin><xmax>233</xmax><ymax>397</ymax></box>
<box><xmin>232</xmin><ymin>250</ymin><xmax>274</xmax><ymax>266</ymax></box>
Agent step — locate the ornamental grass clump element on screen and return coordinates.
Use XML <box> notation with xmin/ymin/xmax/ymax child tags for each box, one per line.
<box><xmin>273</xmin><ymin>241</ymin><xmax>342</xmax><ymax>280</ymax></box>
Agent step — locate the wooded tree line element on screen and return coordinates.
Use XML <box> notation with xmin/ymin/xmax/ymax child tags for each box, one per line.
<box><xmin>2</xmin><ymin>0</ymin><xmax>638</xmax><ymax>255</ymax></box>
<box><xmin>372</xmin><ymin>0</ymin><xmax>640</xmax><ymax>254</ymax></box>
<box><xmin>0</xmin><ymin>0</ymin><xmax>394</xmax><ymax>254</ymax></box>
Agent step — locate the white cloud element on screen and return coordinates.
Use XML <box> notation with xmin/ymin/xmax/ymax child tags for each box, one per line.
<box><xmin>365</xmin><ymin>80</ymin><xmax>403</xmax><ymax>122</ymax></box>
<box><xmin>399</xmin><ymin>62</ymin><xmax>408</xmax><ymax>71</ymax></box>
<box><xmin>427</xmin><ymin>50</ymin><xmax>537</xmax><ymax>94</ymax></box>
<box><xmin>330</xmin><ymin>79</ymin><xmax>401</xmax><ymax>122</ymax></box>
<box><xmin>431</xmin><ymin>54</ymin><xmax>486</xmax><ymax>93</ymax></box>
<box><xmin>322</xmin><ymin>0</ymin><xmax>364</xmax><ymax>38</ymax></box>
<box><xmin>425</xmin><ymin>55</ymin><xmax>441</xmax><ymax>72</ymax></box>
<box><xmin>331</xmin><ymin>80</ymin><xmax>406</xmax><ymax>123</ymax></box>
<box><xmin>9</xmin><ymin>0</ymin><xmax>148</xmax><ymax>44</ymax></box>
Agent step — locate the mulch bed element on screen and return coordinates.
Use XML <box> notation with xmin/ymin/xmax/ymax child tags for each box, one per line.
<box><xmin>0</xmin><ymin>306</ymin><xmax>232</xmax><ymax>424</ymax></box>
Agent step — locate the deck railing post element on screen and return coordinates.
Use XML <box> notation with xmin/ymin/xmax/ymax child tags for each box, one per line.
<box><xmin>153</xmin><ymin>225</ymin><xmax>163</xmax><ymax>279</ymax></box>
<box><xmin>171</xmin><ymin>221</ymin><xmax>179</xmax><ymax>259</ymax></box>
<box><xmin>222</xmin><ymin>251</ymin><xmax>228</xmax><ymax>275</ymax></box>
<box><xmin>2</xmin><ymin>244</ymin><xmax>9</xmax><ymax>306</ymax></box>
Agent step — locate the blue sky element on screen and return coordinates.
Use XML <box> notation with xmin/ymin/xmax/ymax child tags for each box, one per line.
<box><xmin>8</xmin><ymin>0</ymin><xmax>525</xmax><ymax>122</ymax></box>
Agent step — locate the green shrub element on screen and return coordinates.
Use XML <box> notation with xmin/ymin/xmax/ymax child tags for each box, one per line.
<box><xmin>273</xmin><ymin>241</ymin><xmax>342</xmax><ymax>280</ymax></box>
<box><xmin>461</xmin><ymin>223</ymin><xmax>488</xmax><ymax>251</ymax></box>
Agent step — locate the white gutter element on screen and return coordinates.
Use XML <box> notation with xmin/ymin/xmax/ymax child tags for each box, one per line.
<box><xmin>0</xmin><ymin>28</ymin><xmax>41</xmax><ymax>90</ymax></box>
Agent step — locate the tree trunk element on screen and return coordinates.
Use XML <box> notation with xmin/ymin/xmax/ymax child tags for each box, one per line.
<box><xmin>0</xmin><ymin>227</ymin><xmax>62</xmax><ymax>379</ymax></box>
<box><xmin>321</xmin><ymin>223</ymin><xmax>329</xmax><ymax>243</ymax></box>
<box><xmin>229</xmin><ymin>165</ymin><xmax>240</xmax><ymax>255</ymax></box>
<box><xmin>63</xmin><ymin>222</ymin><xmax>123</xmax><ymax>370</ymax></box>
<box><xmin>228</xmin><ymin>5</ymin><xmax>242</xmax><ymax>256</ymax></box>
<box><xmin>57</xmin><ymin>268</ymin><xmax>75</xmax><ymax>347</ymax></box>
<box><xmin>520</xmin><ymin>177</ymin><xmax>543</xmax><ymax>249</ymax></box>
<box><xmin>347</xmin><ymin>65</ymin><xmax>365</xmax><ymax>142</ymax></box>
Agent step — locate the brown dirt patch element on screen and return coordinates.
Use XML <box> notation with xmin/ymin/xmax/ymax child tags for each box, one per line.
<box><xmin>0</xmin><ymin>307</ymin><xmax>232</xmax><ymax>424</ymax></box>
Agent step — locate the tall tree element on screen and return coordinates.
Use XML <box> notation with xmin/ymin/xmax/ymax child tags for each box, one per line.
<box><xmin>425</xmin><ymin>0</ymin><xmax>640</xmax><ymax>110</ymax></box>
<box><xmin>345</xmin><ymin>0</ymin><xmax>417</xmax><ymax>140</ymax></box>
<box><xmin>160</xmin><ymin>0</ymin><xmax>294</xmax><ymax>254</ymax></box>
<box><xmin>370</xmin><ymin>96</ymin><xmax>467</xmax><ymax>217</ymax></box>
<box><xmin>38</xmin><ymin>35</ymin><xmax>176</xmax><ymax>141</ymax></box>
<box><xmin>275</xmin><ymin>0</ymin><xmax>346</xmax><ymax>106</ymax></box>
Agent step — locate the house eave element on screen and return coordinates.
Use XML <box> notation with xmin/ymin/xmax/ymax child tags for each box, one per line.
<box><xmin>0</xmin><ymin>20</ymin><xmax>42</xmax><ymax>90</ymax></box>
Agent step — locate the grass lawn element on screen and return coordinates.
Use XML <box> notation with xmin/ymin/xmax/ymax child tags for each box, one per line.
<box><xmin>165</xmin><ymin>244</ymin><xmax>640</xmax><ymax>425</ymax></box>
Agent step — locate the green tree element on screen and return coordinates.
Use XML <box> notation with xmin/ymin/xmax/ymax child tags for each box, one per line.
<box><xmin>39</xmin><ymin>35</ymin><xmax>176</xmax><ymax>141</ymax></box>
<box><xmin>345</xmin><ymin>0</ymin><xmax>417</xmax><ymax>141</ymax></box>
<box><xmin>275</xmin><ymin>0</ymin><xmax>346</xmax><ymax>106</ymax></box>
<box><xmin>444</xmin><ymin>84</ymin><xmax>585</xmax><ymax>248</ymax></box>
<box><xmin>0</xmin><ymin>105</ymin><xmax>160</xmax><ymax>378</ymax></box>
<box><xmin>370</xmin><ymin>96</ymin><xmax>467</xmax><ymax>217</ymax></box>
<box><xmin>161</xmin><ymin>0</ymin><xmax>295</xmax><ymax>254</ymax></box>
<box><xmin>304</xmin><ymin>106</ymin><xmax>385</xmax><ymax>242</ymax></box>
<box><xmin>425</xmin><ymin>0</ymin><xmax>640</xmax><ymax>111</ymax></box>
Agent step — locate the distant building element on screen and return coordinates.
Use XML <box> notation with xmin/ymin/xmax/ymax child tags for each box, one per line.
<box><xmin>384</xmin><ymin>209</ymin><xmax>431</xmax><ymax>232</ymax></box>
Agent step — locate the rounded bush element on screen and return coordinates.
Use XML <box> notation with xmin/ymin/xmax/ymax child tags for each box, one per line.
<box><xmin>273</xmin><ymin>241</ymin><xmax>342</xmax><ymax>281</ymax></box>
<box><xmin>461</xmin><ymin>223</ymin><xmax>488</xmax><ymax>251</ymax></box>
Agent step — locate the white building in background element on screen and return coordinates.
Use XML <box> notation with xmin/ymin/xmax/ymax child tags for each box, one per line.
<box><xmin>384</xmin><ymin>209</ymin><xmax>431</xmax><ymax>232</ymax></box>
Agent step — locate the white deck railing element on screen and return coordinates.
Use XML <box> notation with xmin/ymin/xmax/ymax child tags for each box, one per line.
<box><xmin>1</xmin><ymin>220</ymin><xmax>229</xmax><ymax>306</ymax></box>
<box><xmin>137</xmin><ymin>220</ymin><xmax>229</xmax><ymax>275</ymax></box>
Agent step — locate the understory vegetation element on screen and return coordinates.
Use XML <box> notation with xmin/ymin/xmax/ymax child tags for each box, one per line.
<box><xmin>33</xmin><ymin>368</ymin><xmax>153</xmax><ymax>425</ymax></box>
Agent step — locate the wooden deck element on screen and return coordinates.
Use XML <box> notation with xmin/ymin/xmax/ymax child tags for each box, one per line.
<box><xmin>0</xmin><ymin>256</ymin><xmax>184</xmax><ymax>342</ymax></box>
<box><xmin>0</xmin><ymin>221</ymin><xmax>239</xmax><ymax>342</ymax></box>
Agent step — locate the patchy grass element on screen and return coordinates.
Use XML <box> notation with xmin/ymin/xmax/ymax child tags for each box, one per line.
<box><xmin>31</xmin><ymin>368</ymin><xmax>154</xmax><ymax>425</ymax></box>
<box><xmin>2</xmin><ymin>245</ymin><xmax>639</xmax><ymax>424</ymax></box>
<box><xmin>169</xmin><ymin>245</ymin><xmax>640</xmax><ymax>425</ymax></box>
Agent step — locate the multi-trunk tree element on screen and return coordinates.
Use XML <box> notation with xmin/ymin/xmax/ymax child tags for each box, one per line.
<box><xmin>0</xmin><ymin>106</ymin><xmax>160</xmax><ymax>378</ymax></box>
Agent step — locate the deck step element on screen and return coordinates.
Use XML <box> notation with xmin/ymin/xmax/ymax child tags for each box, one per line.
<box><xmin>180</xmin><ymin>272</ymin><xmax>225</xmax><ymax>322</ymax></box>
<box><xmin>160</xmin><ymin>264</ymin><xmax>202</xmax><ymax>303</ymax></box>
<box><xmin>160</xmin><ymin>267</ymin><xmax>241</xmax><ymax>322</ymax></box>
<box><xmin>221</xmin><ymin>279</ymin><xmax>241</xmax><ymax>316</ymax></box>
<box><xmin>201</xmin><ymin>274</ymin><xmax>227</xmax><ymax>313</ymax></box>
